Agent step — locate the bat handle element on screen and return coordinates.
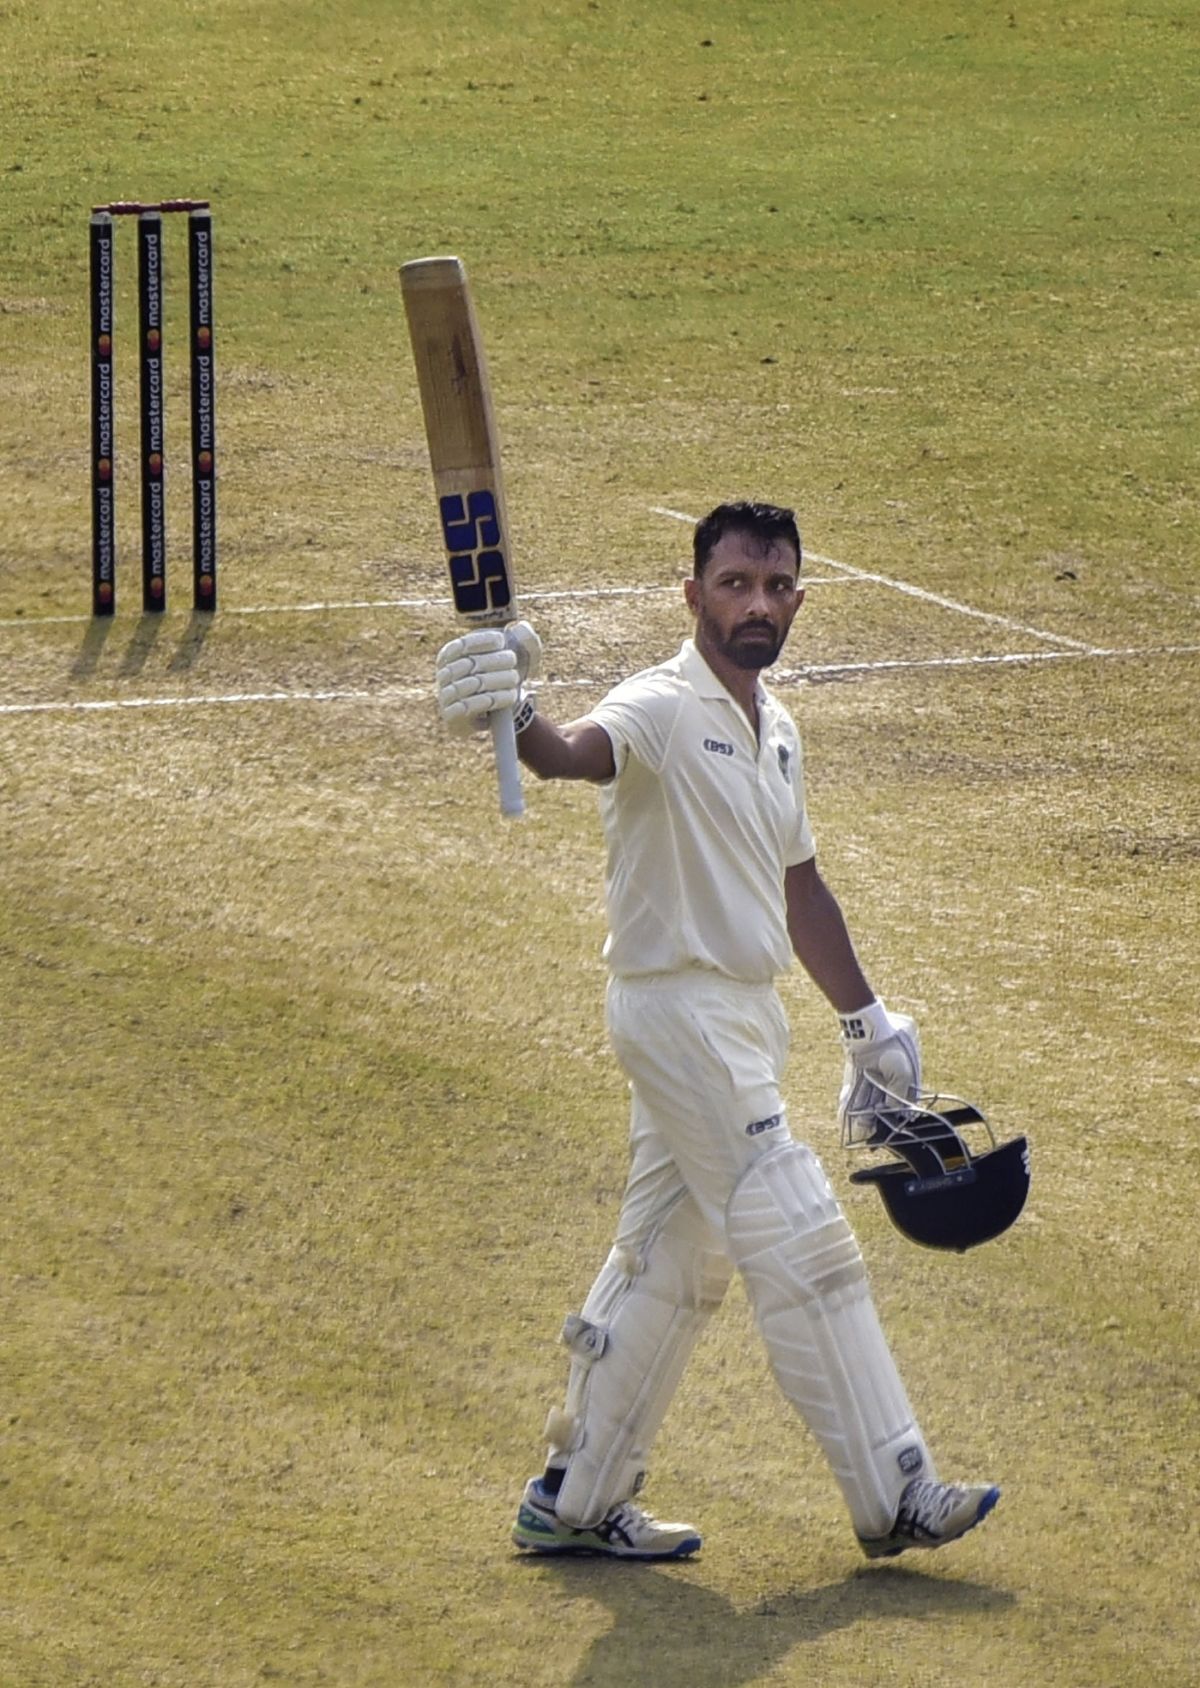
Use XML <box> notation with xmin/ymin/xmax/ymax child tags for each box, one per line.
<box><xmin>489</xmin><ymin>706</ymin><xmax>525</xmax><ymax>819</ymax></box>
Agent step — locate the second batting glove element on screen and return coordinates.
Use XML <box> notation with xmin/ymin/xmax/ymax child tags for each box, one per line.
<box><xmin>836</xmin><ymin>999</ymin><xmax>921</xmax><ymax>1143</ymax></box>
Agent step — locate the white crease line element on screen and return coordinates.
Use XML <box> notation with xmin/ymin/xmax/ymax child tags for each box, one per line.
<box><xmin>650</xmin><ymin>504</ymin><xmax>701</xmax><ymax>525</ymax></box>
<box><xmin>233</xmin><ymin>584</ymin><xmax>688</xmax><ymax>615</ymax></box>
<box><xmin>0</xmin><ymin>590</ymin><xmax>672</xmax><ymax>629</ymax></box>
<box><xmin>0</xmin><ymin>578</ymin><xmax>847</xmax><ymax>631</ymax></box>
<box><xmin>650</xmin><ymin>505</ymin><xmax>1095</xmax><ymax>651</ymax></box>
<box><xmin>0</xmin><ymin>613</ymin><xmax>95</xmax><ymax>627</ymax></box>
<box><xmin>776</xmin><ymin>644</ymin><xmax>1200</xmax><ymax>683</ymax></box>
<box><xmin>0</xmin><ymin>688</ymin><xmax>398</xmax><ymax>717</ymax></box>
<box><xmin>807</xmin><ymin>553</ymin><xmax>1095</xmax><ymax>650</ymax></box>
<box><xmin>1</xmin><ymin>645</ymin><xmax>1195</xmax><ymax>720</ymax></box>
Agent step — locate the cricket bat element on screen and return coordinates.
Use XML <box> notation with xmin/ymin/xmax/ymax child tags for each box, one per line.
<box><xmin>400</xmin><ymin>255</ymin><xmax>524</xmax><ymax>819</ymax></box>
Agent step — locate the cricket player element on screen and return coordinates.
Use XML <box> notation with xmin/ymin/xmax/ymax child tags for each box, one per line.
<box><xmin>434</xmin><ymin>500</ymin><xmax>1000</xmax><ymax>1561</ymax></box>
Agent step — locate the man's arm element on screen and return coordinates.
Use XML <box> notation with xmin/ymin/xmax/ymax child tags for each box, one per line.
<box><xmin>787</xmin><ymin>855</ymin><xmax>924</xmax><ymax>1133</ymax></box>
<box><xmin>434</xmin><ymin>620</ymin><xmax>615</xmax><ymax>783</ymax></box>
<box><xmin>517</xmin><ymin>711</ymin><xmax>616</xmax><ymax>783</ymax></box>
<box><xmin>784</xmin><ymin>855</ymin><xmax>874</xmax><ymax>1012</ymax></box>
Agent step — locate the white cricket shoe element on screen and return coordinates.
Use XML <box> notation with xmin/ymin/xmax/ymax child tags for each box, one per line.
<box><xmin>511</xmin><ymin>1477</ymin><xmax>701</xmax><ymax>1560</ymax></box>
<box><xmin>858</xmin><ymin>1477</ymin><xmax>1000</xmax><ymax>1560</ymax></box>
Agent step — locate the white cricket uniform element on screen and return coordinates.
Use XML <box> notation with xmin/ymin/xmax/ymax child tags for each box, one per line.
<box><xmin>547</xmin><ymin>638</ymin><xmax>930</xmax><ymax>1540</ymax></box>
<box><xmin>585</xmin><ymin>638</ymin><xmax>814</xmax><ymax>1240</ymax></box>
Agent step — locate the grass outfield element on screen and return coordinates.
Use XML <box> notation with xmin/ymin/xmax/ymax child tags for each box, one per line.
<box><xmin>2</xmin><ymin>2</ymin><xmax>1198</xmax><ymax>1685</ymax></box>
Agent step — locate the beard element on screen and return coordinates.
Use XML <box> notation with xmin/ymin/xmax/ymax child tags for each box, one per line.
<box><xmin>708</xmin><ymin>617</ymin><xmax>789</xmax><ymax>671</ymax></box>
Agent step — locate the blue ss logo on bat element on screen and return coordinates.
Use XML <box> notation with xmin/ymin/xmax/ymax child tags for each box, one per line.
<box><xmin>440</xmin><ymin>490</ymin><xmax>512</xmax><ymax>615</ymax></box>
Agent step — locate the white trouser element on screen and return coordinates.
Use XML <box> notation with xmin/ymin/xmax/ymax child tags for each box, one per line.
<box><xmin>546</xmin><ymin>972</ymin><xmax>930</xmax><ymax>1539</ymax></box>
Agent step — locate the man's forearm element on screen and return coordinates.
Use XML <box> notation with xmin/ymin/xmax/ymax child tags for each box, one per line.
<box><xmin>517</xmin><ymin>712</ymin><xmax>616</xmax><ymax>783</ymax></box>
<box><xmin>786</xmin><ymin>862</ymin><xmax>874</xmax><ymax>1013</ymax></box>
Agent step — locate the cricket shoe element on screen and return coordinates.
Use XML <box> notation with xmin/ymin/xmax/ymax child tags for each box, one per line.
<box><xmin>511</xmin><ymin>1477</ymin><xmax>701</xmax><ymax>1560</ymax></box>
<box><xmin>858</xmin><ymin>1477</ymin><xmax>1001</xmax><ymax>1560</ymax></box>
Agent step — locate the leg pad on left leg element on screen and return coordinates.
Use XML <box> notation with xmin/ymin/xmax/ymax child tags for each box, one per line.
<box><xmin>726</xmin><ymin>1140</ymin><xmax>932</xmax><ymax>1540</ymax></box>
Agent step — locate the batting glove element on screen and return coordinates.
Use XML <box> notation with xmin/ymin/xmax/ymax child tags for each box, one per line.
<box><xmin>434</xmin><ymin>621</ymin><xmax>542</xmax><ymax>737</ymax></box>
<box><xmin>836</xmin><ymin>999</ymin><xmax>921</xmax><ymax>1143</ymax></box>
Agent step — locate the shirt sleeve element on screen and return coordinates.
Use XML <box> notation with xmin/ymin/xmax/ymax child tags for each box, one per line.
<box><xmin>587</xmin><ymin>671</ymin><xmax>679</xmax><ymax>777</ymax></box>
<box><xmin>784</xmin><ymin>722</ymin><xmax>817</xmax><ymax>865</ymax></box>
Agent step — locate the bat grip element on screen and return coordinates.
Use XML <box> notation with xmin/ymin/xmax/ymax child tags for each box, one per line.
<box><xmin>489</xmin><ymin>706</ymin><xmax>525</xmax><ymax>819</ymax></box>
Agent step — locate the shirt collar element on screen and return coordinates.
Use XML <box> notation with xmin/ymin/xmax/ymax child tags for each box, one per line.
<box><xmin>679</xmin><ymin>638</ymin><xmax>769</xmax><ymax>712</ymax></box>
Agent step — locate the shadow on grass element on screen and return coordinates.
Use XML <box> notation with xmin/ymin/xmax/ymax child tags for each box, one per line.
<box><xmin>70</xmin><ymin>609</ymin><xmax>214</xmax><ymax>682</ymax></box>
<box><xmin>116</xmin><ymin>612</ymin><xmax>166</xmax><ymax>677</ymax></box>
<box><xmin>520</xmin><ymin>1556</ymin><xmax>1015</xmax><ymax>1687</ymax></box>
<box><xmin>167</xmin><ymin>610</ymin><xmax>216</xmax><ymax>673</ymax></box>
<box><xmin>70</xmin><ymin>613</ymin><xmax>114</xmax><ymax>679</ymax></box>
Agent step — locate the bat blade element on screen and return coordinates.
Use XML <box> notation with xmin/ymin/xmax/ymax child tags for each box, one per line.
<box><xmin>401</xmin><ymin>256</ymin><xmax>523</xmax><ymax>818</ymax></box>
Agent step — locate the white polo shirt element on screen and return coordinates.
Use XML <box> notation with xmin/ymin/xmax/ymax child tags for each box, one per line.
<box><xmin>588</xmin><ymin>639</ymin><xmax>816</xmax><ymax>984</ymax></box>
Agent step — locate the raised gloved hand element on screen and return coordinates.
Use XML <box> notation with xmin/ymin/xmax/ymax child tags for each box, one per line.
<box><xmin>836</xmin><ymin>999</ymin><xmax>921</xmax><ymax>1143</ymax></box>
<box><xmin>434</xmin><ymin>620</ymin><xmax>542</xmax><ymax>737</ymax></box>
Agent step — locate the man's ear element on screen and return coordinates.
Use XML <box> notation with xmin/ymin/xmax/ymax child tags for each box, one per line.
<box><xmin>684</xmin><ymin>576</ymin><xmax>699</xmax><ymax>613</ymax></box>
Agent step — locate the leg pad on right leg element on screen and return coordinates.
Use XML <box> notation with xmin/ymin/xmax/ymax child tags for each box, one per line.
<box><xmin>547</xmin><ymin>1200</ymin><xmax>732</xmax><ymax>1530</ymax></box>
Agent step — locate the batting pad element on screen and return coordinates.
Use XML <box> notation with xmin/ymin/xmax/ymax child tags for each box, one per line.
<box><xmin>727</xmin><ymin>1141</ymin><xmax>933</xmax><ymax>1539</ymax></box>
<box><xmin>550</xmin><ymin>1198</ymin><xmax>733</xmax><ymax>1529</ymax></box>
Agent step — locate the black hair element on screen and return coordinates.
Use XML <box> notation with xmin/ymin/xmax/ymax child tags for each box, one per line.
<box><xmin>692</xmin><ymin>501</ymin><xmax>802</xmax><ymax>576</ymax></box>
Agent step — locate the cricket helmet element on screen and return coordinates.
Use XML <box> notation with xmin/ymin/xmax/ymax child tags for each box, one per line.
<box><xmin>844</xmin><ymin>1088</ymin><xmax>1030</xmax><ymax>1253</ymax></box>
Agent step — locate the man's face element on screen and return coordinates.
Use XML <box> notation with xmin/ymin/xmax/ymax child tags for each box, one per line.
<box><xmin>684</xmin><ymin>529</ymin><xmax>803</xmax><ymax>672</ymax></box>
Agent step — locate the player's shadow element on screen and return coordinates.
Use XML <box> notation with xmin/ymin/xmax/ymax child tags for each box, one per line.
<box><xmin>167</xmin><ymin>609</ymin><xmax>215</xmax><ymax>673</ymax></box>
<box><xmin>525</xmin><ymin>1558</ymin><xmax>1015</xmax><ymax>1687</ymax></box>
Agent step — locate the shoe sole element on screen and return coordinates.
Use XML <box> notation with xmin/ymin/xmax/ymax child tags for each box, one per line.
<box><xmin>512</xmin><ymin>1528</ymin><xmax>702</xmax><ymax>1561</ymax></box>
<box><xmin>859</xmin><ymin>1486</ymin><xmax>1001</xmax><ymax>1560</ymax></box>
<box><xmin>512</xmin><ymin>1508</ymin><xmax>701</xmax><ymax>1561</ymax></box>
